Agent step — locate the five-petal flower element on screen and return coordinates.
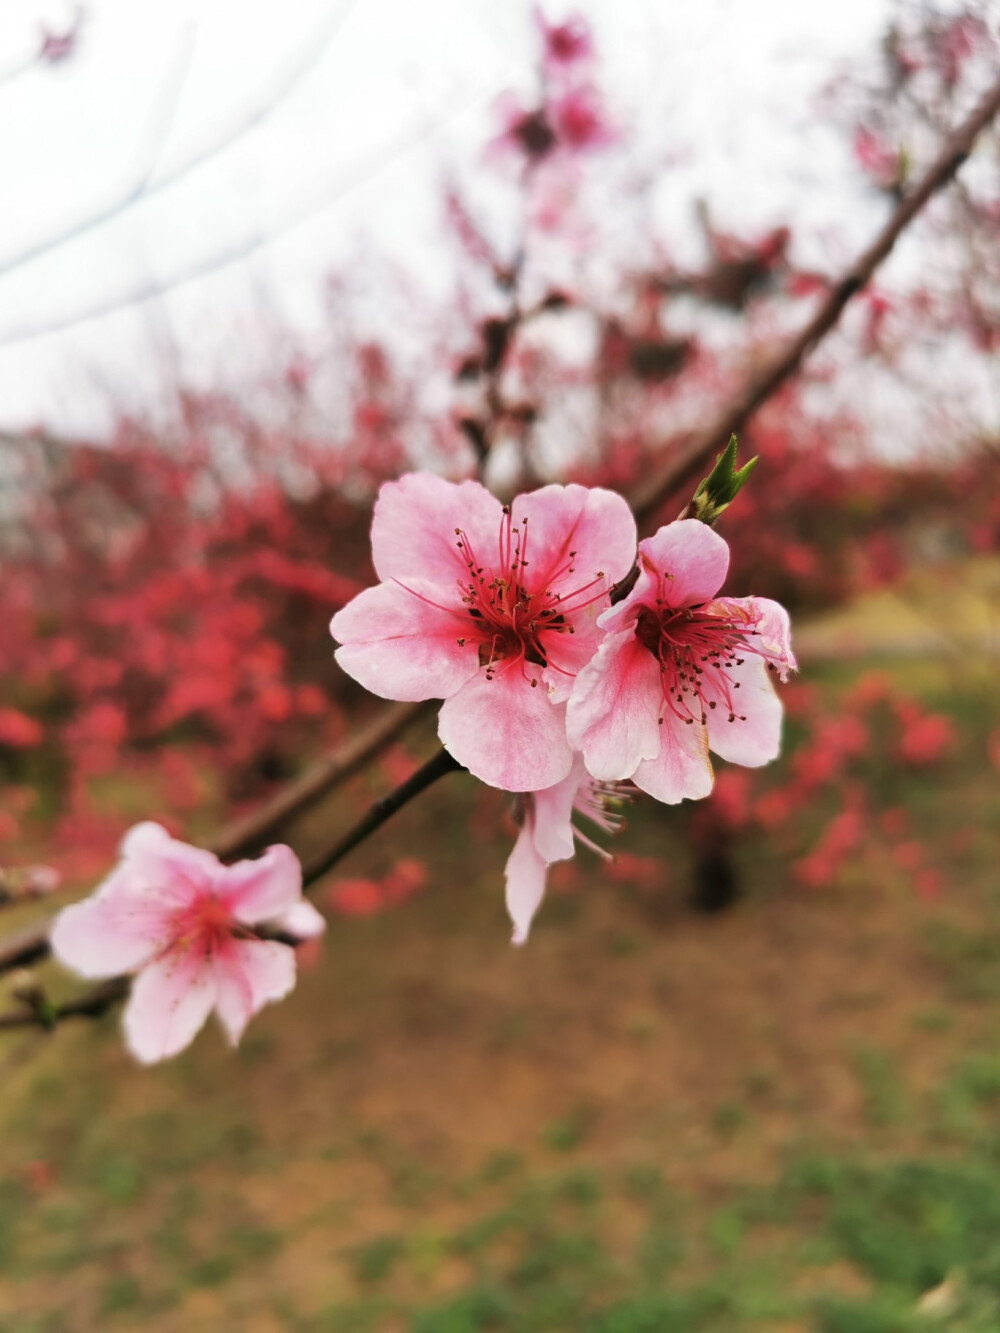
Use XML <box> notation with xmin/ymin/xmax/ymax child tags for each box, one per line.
<box><xmin>331</xmin><ymin>472</ymin><xmax>637</xmax><ymax>791</ymax></box>
<box><xmin>51</xmin><ymin>823</ymin><xmax>324</xmax><ymax>1064</ymax></box>
<box><xmin>566</xmin><ymin>519</ymin><xmax>796</xmax><ymax>804</ymax></box>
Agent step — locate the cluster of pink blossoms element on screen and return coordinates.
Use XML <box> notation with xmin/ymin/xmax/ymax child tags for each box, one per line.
<box><xmin>332</xmin><ymin>473</ymin><xmax>796</xmax><ymax>943</ymax></box>
<box><xmin>50</xmin><ymin>470</ymin><xmax>793</xmax><ymax>1064</ymax></box>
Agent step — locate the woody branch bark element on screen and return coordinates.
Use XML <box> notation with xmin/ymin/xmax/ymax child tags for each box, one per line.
<box><xmin>1</xmin><ymin>70</ymin><xmax>999</xmax><ymax>999</ymax></box>
<box><xmin>630</xmin><ymin>70</ymin><xmax>1000</xmax><ymax>525</ymax></box>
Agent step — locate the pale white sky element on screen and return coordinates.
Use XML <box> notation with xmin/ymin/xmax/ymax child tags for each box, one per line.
<box><xmin>0</xmin><ymin>0</ymin><xmax>899</xmax><ymax>435</ymax></box>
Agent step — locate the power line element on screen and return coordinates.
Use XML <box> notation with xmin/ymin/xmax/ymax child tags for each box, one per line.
<box><xmin>0</xmin><ymin>80</ymin><xmax>503</xmax><ymax>347</ymax></box>
<box><xmin>0</xmin><ymin>0</ymin><xmax>360</xmax><ymax>282</ymax></box>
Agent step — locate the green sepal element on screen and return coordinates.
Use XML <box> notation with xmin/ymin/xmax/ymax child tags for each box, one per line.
<box><xmin>688</xmin><ymin>435</ymin><xmax>758</xmax><ymax>525</ymax></box>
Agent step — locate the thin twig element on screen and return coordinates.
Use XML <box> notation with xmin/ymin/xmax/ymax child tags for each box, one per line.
<box><xmin>210</xmin><ymin>700</ymin><xmax>434</xmax><ymax>860</ymax></box>
<box><xmin>0</xmin><ymin>978</ymin><xmax>128</xmax><ymax>1032</ymax></box>
<box><xmin>302</xmin><ymin>747</ymin><xmax>462</xmax><ymax>886</ymax></box>
<box><xmin>629</xmin><ymin>70</ymin><xmax>1000</xmax><ymax>525</ymax></box>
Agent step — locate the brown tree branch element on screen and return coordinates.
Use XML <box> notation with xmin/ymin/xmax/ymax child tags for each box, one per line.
<box><xmin>629</xmin><ymin>70</ymin><xmax>1000</xmax><ymax>525</ymax></box>
<box><xmin>209</xmin><ymin>700</ymin><xmax>433</xmax><ymax>860</ymax></box>
<box><xmin>0</xmin><ymin>978</ymin><xmax>128</xmax><ymax>1032</ymax></box>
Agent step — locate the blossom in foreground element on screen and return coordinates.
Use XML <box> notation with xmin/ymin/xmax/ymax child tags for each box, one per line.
<box><xmin>567</xmin><ymin>520</ymin><xmax>795</xmax><ymax>804</ymax></box>
<box><xmin>505</xmin><ymin>756</ymin><xmax>626</xmax><ymax>945</ymax></box>
<box><xmin>331</xmin><ymin>472</ymin><xmax>637</xmax><ymax>792</ymax></box>
<box><xmin>50</xmin><ymin>823</ymin><xmax>324</xmax><ymax>1064</ymax></box>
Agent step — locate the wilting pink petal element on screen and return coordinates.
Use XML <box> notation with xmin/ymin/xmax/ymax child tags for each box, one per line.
<box><xmin>568</xmin><ymin>520</ymin><xmax>794</xmax><ymax>804</ymax></box>
<box><xmin>51</xmin><ymin>823</ymin><xmax>320</xmax><ymax>1064</ymax></box>
<box><xmin>502</xmin><ymin>757</ymin><xmax>627</xmax><ymax>944</ymax></box>
<box><xmin>332</xmin><ymin>473</ymin><xmax>637</xmax><ymax>791</ymax></box>
<box><xmin>531</xmin><ymin>758</ymin><xmax>586</xmax><ymax>862</ymax></box>
<box><xmin>505</xmin><ymin>821</ymin><xmax>548</xmax><ymax>947</ymax></box>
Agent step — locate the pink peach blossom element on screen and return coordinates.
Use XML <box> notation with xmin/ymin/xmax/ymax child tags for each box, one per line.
<box><xmin>536</xmin><ymin>9</ymin><xmax>594</xmax><ymax>66</ymax></box>
<box><xmin>50</xmin><ymin>823</ymin><xmax>324</xmax><ymax>1064</ymax></box>
<box><xmin>550</xmin><ymin>86</ymin><xmax>615</xmax><ymax>151</ymax></box>
<box><xmin>331</xmin><ymin>472</ymin><xmax>636</xmax><ymax>792</ymax></box>
<box><xmin>567</xmin><ymin>520</ymin><xmax>795</xmax><ymax>804</ymax></box>
<box><xmin>505</xmin><ymin>756</ymin><xmax>625</xmax><ymax>944</ymax></box>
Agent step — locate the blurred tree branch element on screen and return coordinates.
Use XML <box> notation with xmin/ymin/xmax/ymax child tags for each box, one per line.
<box><xmin>629</xmin><ymin>69</ymin><xmax>1000</xmax><ymax>525</ymax></box>
<box><xmin>0</xmin><ymin>0</ymin><xmax>359</xmax><ymax>284</ymax></box>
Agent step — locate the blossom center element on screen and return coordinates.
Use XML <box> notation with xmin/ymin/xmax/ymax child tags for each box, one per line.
<box><xmin>172</xmin><ymin>890</ymin><xmax>236</xmax><ymax>953</ymax></box>
<box><xmin>452</xmin><ymin>507</ymin><xmax>606</xmax><ymax>684</ymax></box>
<box><xmin>634</xmin><ymin>603</ymin><xmax>755</xmax><ymax>726</ymax></box>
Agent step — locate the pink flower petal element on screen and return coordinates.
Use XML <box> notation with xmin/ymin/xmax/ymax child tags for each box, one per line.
<box><xmin>271</xmin><ymin>900</ymin><xmax>326</xmax><ymax>940</ymax></box>
<box><xmin>703</xmin><ymin>657</ymin><xmax>784</xmax><ymax>767</ymax></box>
<box><xmin>226</xmin><ymin>844</ymin><xmax>303</xmax><ymax>926</ymax></box>
<box><xmin>596</xmin><ymin>561</ymin><xmax>659</xmax><ymax>635</ymax></box>
<box><xmin>332</xmin><ymin>580</ymin><xmax>479</xmax><ymax>702</ymax></box>
<box><xmin>632</xmin><ymin>719</ymin><xmax>714</xmax><ymax>805</ymax></box>
<box><xmin>370</xmin><ymin>472</ymin><xmax>503</xmax><ymax>586</ymax></box>
<box><xmin>119</xmin><ymin>822</ymin><xmax>218</xmax><ymax>904</ymax></box>
<box><xmin>532</xmin><ymin>756</ymin><xmax>587</xmax><ymax>863</ymax></box>
<box><xmin>511</xmin><ymin>483</ymin><xmax>636</xmax><ymax>593</ymax></box>
<box><xmin>504</xmin><ymin>821</ymin><xmax>548</xmax><ymax>946</ymax></box>
<box><xmin>123</xmin><ymin>948</ymin><xmax>217</xmax><ymax>1064</ymax></box>
<box><xmin>438</xmin><ymin>668</ymin><xmax>573</xmax><ymax>791</ymax></box>
<box><xmin>566</xmin><ymin>630</ymin><xmax>662</xmax><ymax>780</ymax></box>
<box><xmin>635</xmin><ymin>520</ymin><xmax>729</xmax><ymax>609</ymax></box>
<box><xmin>50</xmin><ymin>873</ymin><xmax>167</xmax><ymax>978</ymax></box>
<box><xmin>119</xmin><ymin>821</ymin><xmax>174</xmax><ymax>861</ymax></box>
<box><xmin>749</xmin><ymin>596</ymin><xmax>797</xmax><ymax>680</ymax></box>
<box><xmin>213</xmin><ymin>940</ymin><xmax>297</xmax><ymax>1047</ymax></box>
<box><xmin>541</xmin><ymin>605</ymin><xmax>608</xmax><ymax>704</ymax></box>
